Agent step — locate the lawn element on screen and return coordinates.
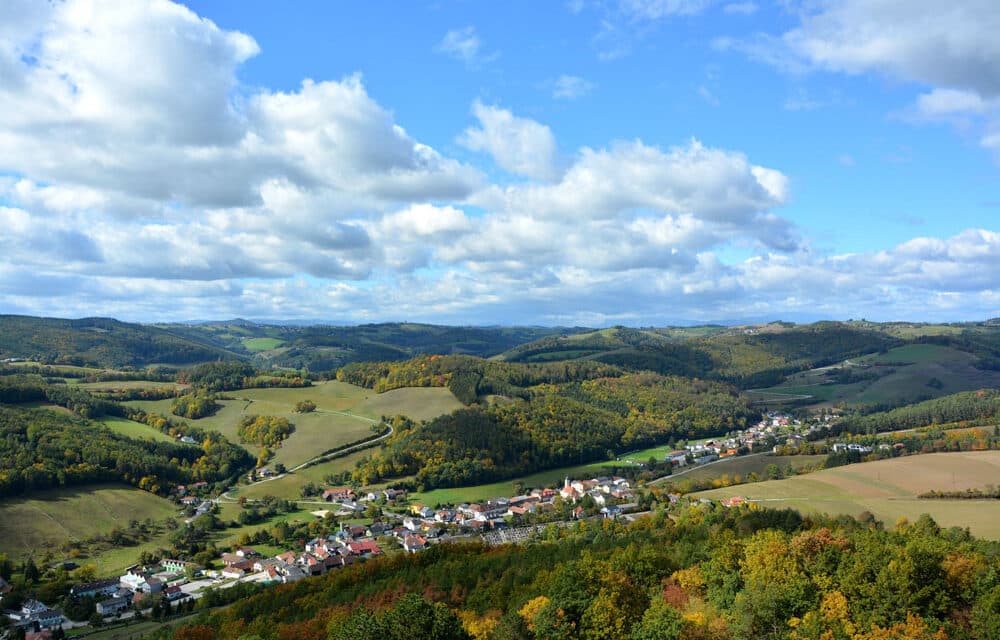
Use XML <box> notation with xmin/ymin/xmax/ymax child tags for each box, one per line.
<box><xmin>0</xmin><ymin>484</ymin><xmax>181</xmax><ymax>573</ymax></box>
<box><xmin>694</xmin><ymin>451</ymin><xmax>1000</xmax><ymax>539</ymax></box>
<box><xmin>100</xmin><ymin>415</ymin><xmax>179</xmax><ymax>443</ymax></box>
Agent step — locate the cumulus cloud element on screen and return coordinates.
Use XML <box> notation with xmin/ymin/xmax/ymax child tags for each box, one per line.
<box><xmin>459</xmin><ymin>102</ymin><xmax>560</xmax><ymax>181</ymax></box>
<box><xmin>725</xmin><ymin>1</ymin><xmax>1000</xmax><ymax>159</ymax></box>
<box><xmin>0</xmin><ymin>0</ymin><xmax>995</xmax><ymax>325</ymax></box>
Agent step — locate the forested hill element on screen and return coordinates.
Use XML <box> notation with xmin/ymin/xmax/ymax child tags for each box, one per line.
<box><xmin>159</xmin><ymin>322</ymin><xmax>585</xmax><ymax>371</ymax></box>
<box><xmin>351</xmin><ymin>373</ymin><xmax>757</xmax><ymax>490</ymax></box>
<box><xmin>499</xmin><ymin>323</ymin><xmax>903</xmax><ymax>387</ymax></box>
<box><xmin>0</xmin><ymin>315</ymin><xmax>240</xmax><ymax>367</ymax></box>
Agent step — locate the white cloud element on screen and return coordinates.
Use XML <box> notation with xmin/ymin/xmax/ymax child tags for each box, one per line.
<box><xmin>619</xmin><ymin>0</ymin><xmax>713</xmax><ymax>20</ymax></box>
<box><xmin>552</xmin><ymin>75</ymin><xmax>596</xmax><ymax>100</ymax></box>
<box><xmin>435</xmin><ymin>26</ymin><xmax>496</xmax><ymax>67</ymax></box>
<box><xmin>459</xmin><ymin>102</ymin><xmax>560</xmax><ymax>181</ymax></box>
<box><xmin>0</xmin><ymin>0</ymin><xmax>996</xmax><ymax>325</ymax></box>
<box><xmin>723</xmin><ymin>2</ymin><xmax>757</xmax><ymax>15</ymax></box>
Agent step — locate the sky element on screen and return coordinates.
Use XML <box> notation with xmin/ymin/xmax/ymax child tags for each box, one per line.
<box><xmin>0</xmin><ymin>0</ymin><xmax>998</xmax><ymax>326</ymax></box>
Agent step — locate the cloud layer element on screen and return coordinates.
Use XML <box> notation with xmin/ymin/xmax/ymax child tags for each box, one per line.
<box><xmin>0</xmin><ymin>0</ymin><xmax>996</xmax><ymax>324</ymax></box>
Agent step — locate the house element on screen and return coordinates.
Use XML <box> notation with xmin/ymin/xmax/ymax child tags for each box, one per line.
<box><xmin>180</xmin><ymin>496</ymin><xmax>198</xmax><ymax>505</ymax></box>
<box><xmin>96</xmin><ymin>596</ymin><xmax>131</xmax><ymax>616</ymax></box>
<box><xmin>721</xmin><ymin>496</ymin><xmax>747</xmax><ymax>508</ymax></box>
<box><xmin>403</xmin><ymin>535</ymin><xmax>429</xmax><ymax>553</ymax></box>
<box><xmin>11</xmin><ymin>600</ymin><xmax>63</xmax><ymax>630</ymax></box>
<box><xmin>120</xmin><ymin>569</ymin><xmax>162</xmax><ymax>593</ymax></box>
<box><xmin>71</xmin><ymin>578</ymin><xmax>119</xmax><ymax>599</ymax></box>
<box><xmin>236</xmin><ymin>546</ymin><xmax>260</xmax><ymax>558</ymax></box>
<box><xmin>347</xmin><ymin>540</ymin><xmax>382</xmax><ymax>557</ymax></box>
<box><xmin>163</xmin><ymin>585</ymin><xmax>186</xmax><ymax>601</ymax></box>
<box><xmin>322</xmin><ymin>488</ymin><xmax>355</xmax><ymax>502</ymax></box>
<box><xmin>221</xmin><ymin>566</ymin><xmax>246</xmax><ymax>579</ymax></box>
<box><xmin>159</xmin><ymin>558</ymin><xmax>197</xmax><ymax>574</ymax></box>
<box><xmin>600</xmin><ymin>505</ymin><xmax>623</xmax><ymax>518</ymax></box>
<box><xmin>382</xmin><ymin>488</ymin><xmax>403</xmax><ymax>501</ymax></box>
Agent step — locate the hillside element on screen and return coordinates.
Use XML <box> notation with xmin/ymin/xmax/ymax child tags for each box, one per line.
<box><xmin>159</xmin><ymin>321</ymin><xmax>584</xmax><ymax>370</ymax></box>
<box><xmin>694</xmin><ymin>451</ymin><xmax>1000</xmax><ymax>538</ymax></box>
<box><xmin>748</xmin><ymin>344</ymin><xmax>1000</xmax><ymax>409</ymax></box>
<box><xmin>0</xmin><ymin>315</ymin><xmax>240</xmax><ymax>367</ymax></box>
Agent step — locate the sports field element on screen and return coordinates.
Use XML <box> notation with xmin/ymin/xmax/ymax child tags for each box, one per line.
<box><xmin>694</xmin><ymin>451</ymin><xmax>1000</xmax><ymax>538</ymax></box>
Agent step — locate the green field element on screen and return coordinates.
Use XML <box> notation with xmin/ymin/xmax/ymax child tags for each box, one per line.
<box><xmin>234</xmin><ymin>449</ymin><xmax>372</xmax><ymax>501</ymax></box>
<box><xmin>101</xmin><ymin>415</ymin><xmax>179</xmax><ymax>444</ymax></box>
<box><xmin>78</xmin><ymin>380</ymin><xmax>190</xmax><ymax>392</ymax></box>
<box><xmin>0</xmin><ymin>484</ymin><xmax>180</xmax><ymax>572</ymax></box>
<box><xmin>694</xmin><ymin>451</ymin><xmax>1000</xmax><ymax>539</ymax></box>
<box><xmin>125</xmin><ymin>381</ymin><xmax>462</xmax><ymax>469</ymax></box>
<box><xmin>747</xmin><ymin>344</ymin><xmax>1000</xmax><ymax>408</ymax></box>
<box><xmin>659</xmin><ymin>453</ymin><xmax>828</xmax><ymax>486</ymax></box>
<box><xmin>242</xmin><ymin>337</ymin><xmax>285</xmax><ymax>351</ymax></box>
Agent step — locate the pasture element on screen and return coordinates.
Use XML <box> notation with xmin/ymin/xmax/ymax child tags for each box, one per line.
<box><xmin>694</xmin><ymin>451</ymin><xmax>1000</xmax><ymax>539</ymax></box>
<box><xmin>125</xmin><ymin>380</ymin><xmax>462</xmax><ymax>469</ymax></box>
<box><xmin>101</xmin><ymin>415</ymin><xmax>178</xmax><ymax>444</ymax></box>
<box><xmin>0</xmin><ymin>484</ymin><xmax>180</xmax><ymax>572</ymax></box>
<box><xmin>234</xmin><ymin>449</ymin><xmax>372</xmax><ymax>501</ymax></box>
<box><xmin>242</xmin><ymin>337</ymin><xmax>285</xmax><ymax>351</ymax></box>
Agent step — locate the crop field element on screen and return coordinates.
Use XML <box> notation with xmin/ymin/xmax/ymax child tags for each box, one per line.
<box><xmin>101</xmin><ymin>415</ymin><xmax>179</xmax><ymax>443</ymax></box>
<box><xmin>125</xmin><ymin>381</ymin><xmax>462</xmax><ymax>469</ymax></box>
<box><xmin>746</xmin><ymin>344</ymin><xmax>1000</xmax><ymax>408</ymax></box>
<box><xmin>0</xmin><ymin>484</ymin><xmax>180</xmax><ymax>571</ymax></box>
<box><xmin>694</xmin><ymin>451</ymin><xmax>1000</xmax><ymax>538</ymax></box>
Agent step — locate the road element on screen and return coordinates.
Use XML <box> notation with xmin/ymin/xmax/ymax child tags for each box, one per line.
<box><xmin>217</xmin><ymin>421</ymin><xmax>393</xmax><ymax>502</ymax></box>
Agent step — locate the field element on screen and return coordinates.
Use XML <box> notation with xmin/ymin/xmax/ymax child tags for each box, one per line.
<box><xmin>0</xmin><ymin>484</ymin><xmax>180</xmax><ymax>572</ymax></box>
<box><xmin>694</xmin><ymin>451</ymin><xmax>1000</xmax><ymax>539</ymax></box>
<box><xmin>233</xmin><ymin>449</ymin><xmax>373</xmax><ymax>501</ymax></box>
<box><xmin>747</xmin><ymin>344</ymin><xmax>1000</xmax><ymax>408</ymax></box>
<box><xmin>101</xmin><ymin>415</ymin><xmax>179</xmax><ymax>443</ymax></box>
<box><xmin>242</xmin><ymin>337</ymin><xmax>285</xmax><ymax>351</ymax></box>
<box><xmin>125</xmin><ymin>381</ymin><xmax>462</xmax><ymax>469</ymax></box>
<box><xmin>78</xmin><ymin>380</ymin><xmax>190</xmax><ymax>392</ymax></box>
<box><xmin>658</xmin><ymin>453</ymin><xmax>828</xmax><ymax>485</ymax></box>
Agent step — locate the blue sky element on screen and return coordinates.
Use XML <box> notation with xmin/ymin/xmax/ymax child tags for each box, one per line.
<box><xmin>0</xmin><ymin>0</ymin><xmax>998</xmax><ymax>325</ymax></box>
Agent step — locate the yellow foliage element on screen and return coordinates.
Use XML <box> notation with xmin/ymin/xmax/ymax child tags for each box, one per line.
<box><xmin>518</xmin><ymin>596</ymin><xmax>550</xmax><ymax>631</ymax></box>
<box><xmin>457</xmin><ymin>609</ymin><xmax>501</xmax><ymax>640</ymax></box>
<box><xmin>671</xmin><ymin>565</ymin><xmax>706</xmax><ymax>596</ymax></box>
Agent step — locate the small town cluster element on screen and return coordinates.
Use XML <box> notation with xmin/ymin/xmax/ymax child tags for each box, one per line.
<box><xmin>2</xmin><ymin>473</ymin><xmax>643</xmax><ymax>636</ymax></box>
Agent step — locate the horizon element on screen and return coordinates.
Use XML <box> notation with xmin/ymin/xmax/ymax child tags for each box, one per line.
<box><xmin>1</xmin><ymin>1</ymin><xmax>998</xmax><ymax>324</ymax></box>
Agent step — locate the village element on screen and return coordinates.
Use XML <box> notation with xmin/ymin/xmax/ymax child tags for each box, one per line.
<box><xmin>3</xmin><ymin>411</ymin><xmax>843</xmax><ymax>637</ymax></box>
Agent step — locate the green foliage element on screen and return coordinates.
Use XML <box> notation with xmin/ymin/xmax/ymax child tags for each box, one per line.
<box><xmin>0</xmin><ymin>405</ymin><xmax>251</xmax><ymax>497</ymax></box>
<box><xmin>164</xmin><ymin>506</ymin><xmax>1000</xmax><ymax>640</ymax></box>
<box><xmin>353</xmin><ymin>373</ymin><xmax>756</xmax><ymax>489</ymax></box>
<box><xmin>835</xmin><ymin>389</ymin><xmax>1000</xmax><ymax>435</ymax></box>
<box><xmin>293</xmin><ymin>399</ymin><xmax>316</xmax><ymax>413</ymax></box>
<box><xmin>336</xmin><ymin>354</ymin><xmax>620</xmax><ymax>399</ymax></box>
<box><xmin>236</xmin><ymin>415</ymin><xmax>294</xmax><ymax>447</ymax></box>
<box><xmin>0</xmin><ymin>315</ymin><xmax>236</xmax><ymax>367</ymax></box>
<box><xmin>170</xmin><ymin>392</ymin><xmax>221</xmax><ymax>419</ymax></box>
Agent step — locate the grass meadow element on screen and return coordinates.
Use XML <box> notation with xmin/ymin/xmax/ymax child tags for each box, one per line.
<box><xmin>694</xmin><ymin>451</ymin><xmax>1000</xmax><ymax>539</ymax></box>
<box><xmin>0</xmin><ymin>484</ymin><xmax>181</xmax><ymax>573</ymax></box>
